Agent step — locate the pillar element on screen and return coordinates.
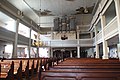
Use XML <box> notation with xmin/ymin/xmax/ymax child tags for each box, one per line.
<box><xmin>101</xmin><ymin>14</ymin><xmax>108</xmax><ymax>59</ymax></box>
<box><xmin>51</xmin><ymin>27</ymin><xmax>54</xmax><ymax>39</ymax></box>
<box><xmin>77</xmin><ymin>30</ymin><xmax>80</xmax><ymax>58</ymax></box>
<box><xmin>94</xmin><ymin>25</ymin><xmax>100</xmax><ymax>58</ymax></box>
<box><xmin>77</xmin><ymin>46</ymin><xmax>80</xmax><ymax>58</ymax></box>
<box><xmin>50</xmin><ymin>27</ymin><xmax>54</xmax><ymax>58</ymax></box>
<box><xmin>114</xmin><ymin>0</ymin><xmax>120</xmax><ymax>59</ymax></box>
<box><xmin>70</xmin><ymin>51</ymin><xmax>72</xmax><ymax>58</ymax></box>
<box><xmin>36</xmin><ymin>47</ymin><xmax>39</xmax><ymax>58</ymax></box>
<box><xmin>114</xmin><ymin>0</ymin><xmax>120</xmax><ymax>41</ymax></box>
<box><xmin>12</xmin><ymin>19</ymin><xmax>19</xmax><ymax>58</ymax></box>
<box><xmin>102</xmin><ymin>40</ymin><xmax>109</xmax><ymax>59</ymax></box>
<box><xmin>28</xmin><ymin>27</ymin><xmax>32</xmax><ymax>58</ymax></box>
<box><xmin>96</xmin><ymin>44</ymin><xmax>99</xmax><ymax>58</ymax></box>
<box><xmin>50</xmin><ymin>47</ymin><xmax>53</xmax><ymax>57</ymax></box>
<box><xmin>90</xmin><ymin>32</ymin><xmax>93</xmax><ymax>39</ymax></box>
<box><xmin>77</xmin><ymin>31</ymin><xmax>79</xmax><ymax>39</ymax></box>
<box><xmin>36</xmin><ymin>32</ymin><xmax>40</xmax><ymax>58</ymax></box>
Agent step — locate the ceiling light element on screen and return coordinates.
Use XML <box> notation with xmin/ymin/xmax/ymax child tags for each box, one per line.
<box><xmin>84</xmin><ymin>7</ymin><xmax>89</xmax><ymax>13</ymax></box>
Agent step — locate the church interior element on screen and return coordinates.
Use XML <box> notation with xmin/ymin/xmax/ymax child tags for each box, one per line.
<box><xmin>0</xmin><ymin>0</ymin><xmax>120</xmax><ymax>80</ymax></box>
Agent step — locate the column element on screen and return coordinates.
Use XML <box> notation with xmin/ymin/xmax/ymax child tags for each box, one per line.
<box><xmin>12</xmin><ymin>19</ymin><xmax>19</xmax><ymax>58</ymax></box>
<box><xmin>46</xmin><ymin>47</ymin><xmax>51</xmax><ymax>58</ymax></box>
<box><xmin>51</xmin><ymin>27</ymin><xmax>54</xmax><ymax>39</ymax></box>
<box><xmin>90</xmin><ymin>32</ymin><xmax>93</xmax><ymax>39</ymax></box>
<box><xmin>94</xmin><ymin>26</ymin><xmax>100</xmax><ymax>58</ymax></box>
<box><xmin>114</xmin><ymin>0</ymin><xmax>120</xmax><ymax>59</ymax></box>
<box><xmin>96</xmin><ymin>44</ymin><xmax>99</xmax><ymax>58</ymax></box>
<box><xmin>70</xmin><ymin>51</ymin><xmax>72</xmax><ymax>58</ymax></box>
<box><xmin>102</xmin><ymin>40</ymin><xmax>109</xmax><ymax>59</ymax></box>
<box><xmin>36</xmin><ymin>47</ymin><xmax>39</xmax><ymax>58</ymax></box>
<box><xmin>77</xmin><ymin>46</ymin><xmax>80</xmax><ymax>58</ymax></box>
<box><xmin>50</xmin><ymin>27</ymin><xmax>54</xmax><ymax>58</ymax></box>
<box><xmin>28</xmin><ymin>27</ymin><xmax>32</xmax><ymax>58</ymax></box>
<box><xmin>77</xmin><ymin>31</ymin><xmax>79</xmax><ymax>39</ymax></box>
<box><xmin>114</xmin><ymin>0</ymin><xmax>120</xmax><ymax>41</ymax></box>
<box><xmin>77</xmin><ymin>31</ymin><xmax>80</xmax><ymax>58</ymax></box>
<box><xmin>101</xmin><ymin>15</ymin><xmax>108</xmax><ymax>59</ymax></box>
<box><xmin>117</xmin><ymin>44</ymin><xmax>120</xmax><ymax>59</ymax></box>
<box><xmin>50</xmin><ymin>47</ymin><xmax>53</xmax><ymax>57</ymax></box>
<box><xmin>36</xmin><ymin>32</ymin><xmax>40</xmax><ymax>58</ymax></box>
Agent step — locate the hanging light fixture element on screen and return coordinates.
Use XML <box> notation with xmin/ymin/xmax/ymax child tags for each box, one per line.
<box><xmin>83</xmin><ymin>0</ymin><xmax>89</xmax><ymax>14</ymax></box>
<box><xmin>84</xmin><ymin>7</ymin><xmax>89</xmax><ymax>13</ymax></box>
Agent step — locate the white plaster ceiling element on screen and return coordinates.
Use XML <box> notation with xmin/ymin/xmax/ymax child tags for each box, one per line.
<box><xmin>7</xmin><ymin>0</ymin><xmax>98</xmax><ymax>28</ymax></box>
<box><xmin>0</xmin><ymin>12</ymin><xmax>14</xmax><ymax>23</ymax></box>
<box><xmin>0</xmin><ymin>11</ymin><xmax>14</xmax><ymax>27</ymax></box>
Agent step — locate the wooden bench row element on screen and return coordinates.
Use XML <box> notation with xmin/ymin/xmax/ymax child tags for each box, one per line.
<box><xmin>41</xmin><ymin>58</ymin><xmax>120</xmax><ymax>80</ymax></box>
<box><xmin>0</xmin><ymin>59</ymin><xmax>36</xmax><ymax>80</ymax></box>
<box><xmin>41</xmin><ymin>71</ymin><xmax>120</xmax><ymax>80</ymax></box>
<box><xmin>0</xmin><ymin>57</ymin><xmax>61</xmax><ymax>80</ymax></box>
<box><xmin>60</xmin><ymin>58</ymin><xmax>120</xmax><ymax>64</ymax></box>
<box><xmin>0</xmin><ymin>58</ymin><xmax>41</xmax><ymax>80</ymax></box>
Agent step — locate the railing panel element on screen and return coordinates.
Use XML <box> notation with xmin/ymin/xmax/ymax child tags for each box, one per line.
<box><xmin>96</xmin><ymin>31</ymin><xmax>102</xmax><ymax>42</ymax></box>
<box><xmin>48</xmin><ymin>39</ymin><xmax>93</xmax><ymax>47</ymax></box>
<box><xmin>104</xmin><ymin>17</ymin><xmax>118</xmax><ymax>38</ymax></box>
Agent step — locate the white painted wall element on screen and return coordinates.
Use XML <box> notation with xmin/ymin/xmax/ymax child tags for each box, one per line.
<box><xmin>53</xmin><ymin>31</ymin><xmax>76</xmax><ymax>40</ymax></box>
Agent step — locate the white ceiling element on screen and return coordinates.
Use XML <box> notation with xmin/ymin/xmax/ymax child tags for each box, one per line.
<box><xmin>7</xmin><ymin>0</ymin><xmax>98</xmax><ymax>27</ymax></box>
<box><xmin>0</xmin><ymin>12</ymin><xmax>14</xmax><ymax>22</ymax></box>
<box><xmin>0</xmin><ymin>11</ymin><xmax>14</xmax><ymax>27</ymax></box>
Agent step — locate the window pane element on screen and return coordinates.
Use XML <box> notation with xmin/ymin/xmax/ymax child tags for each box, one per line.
<box><xmin>104</xmin><ymin>1</ymin><xmax>116</xmax><ymax>25</ymax></box>
<box><xmin>17</xmin><ymin>45</ymin><xmax>29</xmax><ymax>58</ymax></box>
<box><xmin>39</xmin><ymin>48</ymin><xmax>49</xmax><ymax>57</ymax></box>
<box><xmin>31</xmin><ymin>30</ymin><xmax>38</xmax><ymax>40</ymax></box>
<box><xmin>18</xmin><ymin>23</ymin><xmax>30</xmax><ymax>38</ymax></box>
<box><xmin>0</xmin><ymin>12</ymin><xmax>16</xmax><ymax>32</ymax></box>
<box><xmin>5</xmin><ymin>44</ymin><xmax>13</xmax><ymax>58</ymax></box>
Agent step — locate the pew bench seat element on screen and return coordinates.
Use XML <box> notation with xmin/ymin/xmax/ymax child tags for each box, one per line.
<box><xmin>41</xmin><ymin>70</ymin><xmax>120</xmax><ymax>80</ymax></box>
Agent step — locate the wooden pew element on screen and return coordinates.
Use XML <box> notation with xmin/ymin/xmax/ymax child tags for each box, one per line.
<box><xmin>20</xmin><ymin>58</ymin><xmax>42</xmax><ymax>80</ymax></box>
<box><xmin>14</xmin><ymin>60</ymin><xmax>22</xmax><ymax>80</ymax></box>
<box><xmin>15</xmin><ymin>59</ymin><xmax>36</xmax><ymax>80</ymax></box>
<box><xmin>41</xmin><ymin>70</ymin><xmax>120</xmax><ymax>80</ymax></box>
<box><xmin>50</xmin><ymin>65</ymin><xmax>120</xmax><ymax>71</ymax></box>
<box><xmin>1</xmin><ymin>58</ymin><xmax>32</xmax><ymax>80</ymax></box>
<box><xmin>0</xmin><ymin>58</ymin><xmax>54</xmax><ymax>80</ymax></box>
<box><xmin>22</xmin><ymin>59</ymin><xmax>30</xmax><ymax>80</ymax></box>
<box><xmin>0</xmin><ymin>61</ymin><xmax>14</xmax><ymax>80</ymax></box>
<box><xmin>0</xmin><ymin>59</ymin><xmax>23</xmax><ymax>80</ymax></box>
<box><xmin>60</xmin><ymin>58</ymin><xmax>120</xmax><ymax>64</ymax></box>
<box><xmin>34</xmin><ymin>59</ymin><xmax>39</xmax><ymax>74</ymax></box>
<box><xmin>29</xmin><ymin>59</ymin><xmax>34</xmax><ymax>77</ymax></box>
<box><xmin>38</xmin><ymin>59</ymin><xmax>43</xmax><ymax>80</ymax></box>
<box><xmin>40</xmin><ymin>58</ymin><xmax>120</xmax><ymax>80</ymax></box>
